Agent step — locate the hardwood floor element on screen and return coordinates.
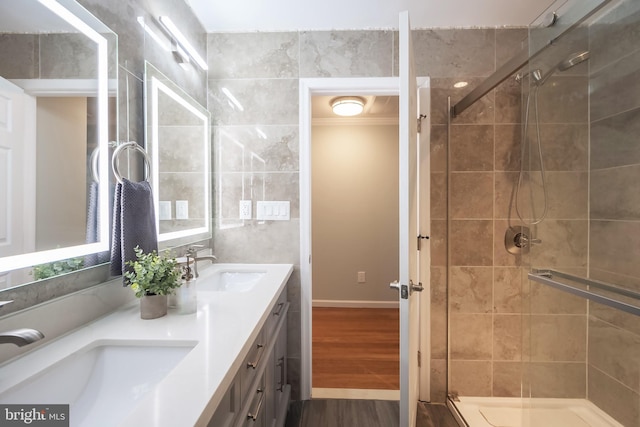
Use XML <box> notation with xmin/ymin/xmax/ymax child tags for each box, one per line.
<box><xmin>312</xmin><ymin>307</ymin><xmax>399</xmax><ymax>390</ymax></box>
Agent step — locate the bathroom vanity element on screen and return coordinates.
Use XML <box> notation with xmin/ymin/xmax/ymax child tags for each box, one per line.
<box><xmin>0</xmin><ymin>263</ymin><xmax>293</xmax><ymax>427</ymax></box>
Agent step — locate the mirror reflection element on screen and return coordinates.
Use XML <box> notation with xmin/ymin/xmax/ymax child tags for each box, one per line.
<box><xmin>0</xmin><ymin>0</ymin><xmax>116</xmax><ymax>289</ymax></box>
<box><xmin>144</xmin><ymin>62</ymin><xmax>211</xmax><ymax>248</ymax></box>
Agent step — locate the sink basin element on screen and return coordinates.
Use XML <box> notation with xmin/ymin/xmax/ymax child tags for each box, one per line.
<box><xmin>204</xmin><ymin>271</ymin><xmax>266</xmax><ymax>292</ymax></box>
<box><xmin>0</xmin><ymin>341</ymin><xmax>195</xmax><ymax>427</ymax></box>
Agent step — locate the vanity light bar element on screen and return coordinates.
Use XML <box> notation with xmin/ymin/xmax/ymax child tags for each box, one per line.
<box><xmin>137</xmin><ymin>16</ymin><xmax>171</xmax><ymax>52</ymax></box>
<box><xmin>158</xmin><ymin>16</ymin><xmax>208</xmax><ymax>71</ymax></box>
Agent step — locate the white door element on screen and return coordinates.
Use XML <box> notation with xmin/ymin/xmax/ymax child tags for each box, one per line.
<box><xmin>417</xmin><ymin>80</ymin><xmax>432</xmax><ymax>402</ymax></box>
<box><xmin>0</xmin><ymin>77</ymin><xmax>35</xmax><ymax>288</ymax></box>
<box><xmin>392</xmin><ymin>10</ymin><xmax>421</xmax><ymax>427</ymax></box>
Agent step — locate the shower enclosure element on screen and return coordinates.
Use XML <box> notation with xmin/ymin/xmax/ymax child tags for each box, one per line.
<box><xmin>446</xmin><ymin>0</ymin><xmax>640</xmax><ymax>425</ymax></box>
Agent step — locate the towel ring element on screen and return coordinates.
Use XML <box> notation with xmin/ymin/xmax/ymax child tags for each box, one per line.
<box><xmin>90</xmin><ymin>146</ymin><xmax>100</xmax><ymax>183</ymax></box>
<box><xmin>111</xmin><ymin>141</ymin><xmax>152</xmax><ymax>184</ymax></box>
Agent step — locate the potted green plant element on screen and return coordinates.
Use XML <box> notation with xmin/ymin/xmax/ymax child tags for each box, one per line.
<box><xmin>124</xmin><ymin>246</ymin><xmax>181</xmax><ymax>319</ymax></box>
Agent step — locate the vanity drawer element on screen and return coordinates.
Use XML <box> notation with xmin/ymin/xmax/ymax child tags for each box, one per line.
<box><xmin>241</xmin><ymin>330</ymin><xmax>266</xmax><ymax>401</ymax></box>
<box><xmin>264</xmin><ymin>290</ymin><xmax>287</xmax><ymax>340</ymax></box>
<box><xmin>237</xmin><ymin>373</ymin><xmax>266</xmax><ymax>427</ymax></box>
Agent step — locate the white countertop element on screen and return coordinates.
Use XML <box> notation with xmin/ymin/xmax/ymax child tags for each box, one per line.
<box><xmin>0</xmin><ymin>263</ymin><xmax>294</xmax><ymax>427</ymax></box>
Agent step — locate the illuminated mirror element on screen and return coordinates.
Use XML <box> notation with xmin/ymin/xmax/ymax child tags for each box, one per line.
<box><xmin>144</xmin><ymin>62</ymin><xmax>211</xmax><ymax>248</ymax></box>
<box><xmin>0</xmin><ymin>0</ymin><xmax>115</xmax><ymax>289</ymax></box>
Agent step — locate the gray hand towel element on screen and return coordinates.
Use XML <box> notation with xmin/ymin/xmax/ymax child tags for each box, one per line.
<box><xmin>109</xmin><ymin>178</ymin><xmax>158</xmax><ymax>277</ymax></box>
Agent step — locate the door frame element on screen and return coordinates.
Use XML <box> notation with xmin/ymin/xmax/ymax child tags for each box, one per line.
<box><xmin>299</xmin><ymin>76</ymin><xmax>430</xmax><ymax>401</ymax></box>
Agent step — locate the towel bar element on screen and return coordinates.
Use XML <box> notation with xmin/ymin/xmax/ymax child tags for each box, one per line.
<box><xmin>111</xmin><ymin>141</ymin><xmax>152</xmax><ymax>184</ymax></box>
<box><xmin>528</xmin><ymin>269</ymin><xmax>640</xmax><ymax>317</ymax></box>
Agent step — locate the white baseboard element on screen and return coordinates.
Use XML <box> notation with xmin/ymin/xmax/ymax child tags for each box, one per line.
<box><xmin>312</xmin><ymin>299</ymin><xmax>399</xmax><ymax>309</ymax></box>
<box><xmin>312</xmin><ymin>388</ymin><xmax>400</xmax><ymax>401</ymax></box>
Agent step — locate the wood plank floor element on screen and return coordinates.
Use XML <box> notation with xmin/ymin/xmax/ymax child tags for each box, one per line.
<box><xmin>312</xmin><ymin>307</ymin><xmax>399</xmax><ymax>390</ymax></box>
<box><xmin>286</xmin><ymin>401</ymin><xmax>459</xmax><ymax>427</ymax></box>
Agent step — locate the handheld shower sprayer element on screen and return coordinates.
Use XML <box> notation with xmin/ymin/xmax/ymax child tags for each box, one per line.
<box><xmin>514</xmin><ymin>50</ymin><xmax>590</xmax><ymax>226</ymax></box>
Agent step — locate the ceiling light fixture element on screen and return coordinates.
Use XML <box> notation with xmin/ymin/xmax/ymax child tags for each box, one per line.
<box><xmin>331</xmin><ymin>96</ymin><xmax>365</xmax><ymax>116</ymax></box>
<box><xmin>158</xmin><ymin>15</ymin><xmax>208</xmax><ymax>71</ymax></box>
<box><xmin>453</xmin><ymin>81</ymin><xmax>468</xmax><ymax>88</ymax></box>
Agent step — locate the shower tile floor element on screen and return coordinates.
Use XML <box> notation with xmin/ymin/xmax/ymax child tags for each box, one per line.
<box><xmin>453</xmin><ymin>397</ymin><xmax>624</xmax><ymax>427</ymax></box>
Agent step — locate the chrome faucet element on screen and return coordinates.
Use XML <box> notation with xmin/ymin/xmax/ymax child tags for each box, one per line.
<box><xmin>191</xmin><ymin>255</ymin><xmax>217</xmax><ymax>278</ymax></box>
<box><xmin>0</xmin><ymin>328</ymin><xmax>45</xmax><ymax>347</ymax></box>
<box><xmin>185</xmin><ymin>246</ymin><xmax>217</xmax><ymax>278</ymax></box>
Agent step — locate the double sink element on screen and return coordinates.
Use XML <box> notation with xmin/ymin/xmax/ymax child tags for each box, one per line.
<box><xmin>0</xmin><ymin>265</ymin><xmax>281</xmax><ymax>427</ymax></box>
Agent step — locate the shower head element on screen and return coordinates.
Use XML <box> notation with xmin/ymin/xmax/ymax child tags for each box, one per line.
<box><xmin>536</xmin><ymin>50</ymin><xmax>590</xmax><ymax>86</ymax></box>
<box><xmin>558</xmin><ymin>51</ymin><xmax>590</xmax><ymax>71</ymax></box>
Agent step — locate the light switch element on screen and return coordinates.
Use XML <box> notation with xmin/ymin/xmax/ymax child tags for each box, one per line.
<box><xmin>159</xmin><ymin>201</ymin><xmax>172</xmax><ymax>220</ymax></box>
<box><xmin>176</xmin><ymin>200</ymin><xmax>189</xmax><ymax>220</ymax></box>
<box><xmin>357</xmin><ymin>271</ymin><xmax>366</xmax><ymax>283</ymax></box>
<box><xmin>256</xmin><ymin>201</ymin><xmax>290</xmax><ymax>221</ymax></box>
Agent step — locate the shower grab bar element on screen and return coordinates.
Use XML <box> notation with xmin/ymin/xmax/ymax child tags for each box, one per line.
<box><xmin>528</xmin><ymin>269</ymin><xmax>640</xmax><ymax>317</ymax></box>
<box><xmin>451</xmin><ymin>0</ymin><xmax>613</xmax><ymax>118</ymax></box>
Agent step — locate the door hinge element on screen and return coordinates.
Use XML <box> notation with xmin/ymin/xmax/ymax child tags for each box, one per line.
<box><xmin>418</xmin><ymin>350</ymin><xmax>422</xmax><ymax>368</ymax></box>
<box><xmin>417</xmin><ymin>234</ymin><xmax>429</xmax><ymax>251</ymax></box>
<box><xmin>417</xmin><ymin>114</ymin><xmax>427</xmax><ymax>133</ymax></box>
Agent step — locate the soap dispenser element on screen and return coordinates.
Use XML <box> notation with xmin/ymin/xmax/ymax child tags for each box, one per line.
<box><xmin>177</xmin><ymin>254</ymin><xmax>197</xmax><ymax>315</ymax></box>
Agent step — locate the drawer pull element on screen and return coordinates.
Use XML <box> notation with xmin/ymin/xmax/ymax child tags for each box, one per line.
<box><xmin>246</xmin><ymin>344</ymin><xmax>265</xmax><ymax>369</ymax></box>
<box><xmin>273</xmin><ymin>302</ymin><xmax>285</xmax><ymax>316</ymax></box>
<box><xmin>277</xmin><ymin>356</ymin><xmax>285</xmax><ymax>392</ymax></box>
<box><xmin>247</xmin><ymin>388</ymin><xmax>264</xmax><ymax>421</ymax></box>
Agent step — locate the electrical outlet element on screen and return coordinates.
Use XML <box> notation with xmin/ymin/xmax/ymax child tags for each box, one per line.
<box><xmin>239</xmin><ymin>200</ymin><xmax>252</xmax><ymax>219</ymax></box>
<box><xmin>176</xmin><ymin>200</ymin><xmax>189</xmax><ymax>220</ymax></box>
<box><xmin>357</xmin><ymin>271</ymin><xmax>366</xmax><ymax>283</ymax></box>
<box><xmin>159</xmin><ymin>201</ymin><xmax>172</xmax><ymax>220</ymax></box>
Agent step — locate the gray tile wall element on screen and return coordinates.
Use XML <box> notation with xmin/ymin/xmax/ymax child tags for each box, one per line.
<box><xmin>520</xmin><ymin>22</ymin><xmax>591</xmax><ymax>402</ymax></box>
<box><xmin>587</xmin><ymin>0</ymin><xmax>640</xmax><ymax>424</ymax></box>
<box><xmin>441</xmin><ymin>28</ymin><xmax>532</xmax><ymax>400</ymax></box>
<box><xmin>207</xmin><ymin>28</ymin><xmax>528</xmax><ymax>402</ymax></box>
<box><xmin>515</xmin><ymin>1</ymin><xmax>640</xmax><ymax>424</ymax></box>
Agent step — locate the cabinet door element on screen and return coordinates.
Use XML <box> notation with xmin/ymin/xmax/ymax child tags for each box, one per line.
<box><xmin>208</xmin><ymin>371</ymin><xmax>241</xmax><ymax>427</ymax></box>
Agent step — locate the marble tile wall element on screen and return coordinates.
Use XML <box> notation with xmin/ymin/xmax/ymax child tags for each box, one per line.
<box><xmin>207</xmin><ymin>27</ymin><xmax>528</xmax><ymax>402</ymax></box>
<box><xmin>586</xmin><ymin>0</ymin><xmax>640</xmax><ymax>424</ymax></box>
<box><xmin>517</xmin><ymin>21</ymin><xmax>591</xmax><ymax>404</ymax></box>
<box><xmin>443</xmin><ymin>28</ymin><xmax>531</xmax><ymax>400</ymax></box>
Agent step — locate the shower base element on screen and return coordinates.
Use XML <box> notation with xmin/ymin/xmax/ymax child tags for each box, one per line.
<box><xmin>448</xmin><ymin>397</ymin><xmax>623</xmax><ymax>427</ymax></box>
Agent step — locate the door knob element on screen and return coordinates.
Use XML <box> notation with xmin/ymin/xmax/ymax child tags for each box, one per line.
<box><xmin>390</xmin><ymin>280</ymin><xmax>409</xmax><ymax>299</ymax></box>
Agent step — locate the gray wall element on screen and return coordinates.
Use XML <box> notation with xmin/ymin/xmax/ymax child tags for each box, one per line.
<box><xmin>207</xmin><ymin>27</ymin><xmax>527</xmax><ymax>402</ymax></box>
<box><xmin>311</xmin><ymin>124</ymin><xmax>399</xmax><ymax>304</ymax></box>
